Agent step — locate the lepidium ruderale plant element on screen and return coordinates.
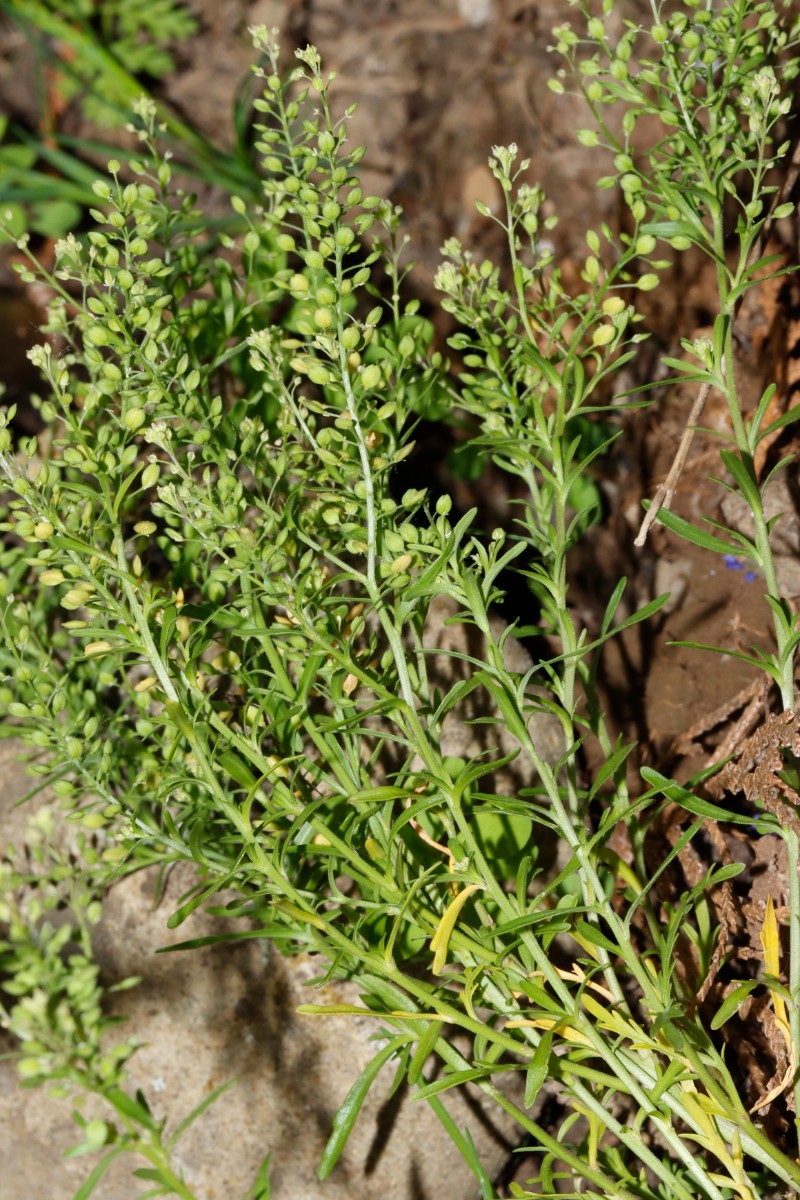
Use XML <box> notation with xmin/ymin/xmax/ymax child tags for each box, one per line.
<box><xmin>1</xmin><ymin>7</ymin><xmax>800</xmax><ymax>1198</ymax></box>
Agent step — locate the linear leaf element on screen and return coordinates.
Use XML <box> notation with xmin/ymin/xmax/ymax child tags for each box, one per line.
<box><xmin>166</xmin><ymin>1077</ymin><xmax>238</xmax><ymax>1149</ymax></box>
<box><xmin>318</xmin><ymin>1037</ymin><xmax>405</xmax><ymax>1180</ymax></box>
<box><xmin>710</xmin><ymin>979</ymin><xmax>763</xmax><ymax>1030</ymax></box>
<box><xmin>640</xmin><ymin>767</ymin><xmax>758</xmax><ymax>824</ymax></box>
<box><xmin>73</xmin><ymin>1147</ymin><xmax>128</xmax><ymax>1200</ymax></box>
<box><xmin>103</xmin><ymin>1086</ymin><xmax>157</xmax><ymax>1131</ymax></box>
<box><xmin>719</xmin><ymin>450</ymin><xmax>761</xmax><ymax>512</ymax></box>
<box><xmin>412</xmin><ymin>1066</ymin><xmax>492</xmax><ymax>1101</ymax></box>
<box><xmin>649</xmin><ymin>506</ymin><xmax>739</xmax><ymax>554</ymax></box>
<box><xmin>407</xmin><ymin>1020</ymin><xmax>445</xmax><ymax>1087</ymax></box>
<box><xmin>524</xmin><ymin>1030</ymin><xmax>553</xmax><ymax>1109</ymax></box>
<box><xmin>430</xmin><ymin>884</ymin><xmax>483</xmax><ymax>974</ymax></box>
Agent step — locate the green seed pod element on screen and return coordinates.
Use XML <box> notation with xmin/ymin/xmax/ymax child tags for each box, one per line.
<box><xmin>141</xmin><ymin>462</ymin><xmax>160</xmax><ymax>489</ymax></box>
<box><xmin>592</xmin><ymin>324</ymin><xmax>616</xmax><ymax>347</ymax></box>
<box><xmin>308</xmin><ymin>364</ymin><xmax>332</xmax><ymax>386</ymax></box>
<box><xmin>360</xmin><ymin>364</ymin><xmax>382</xmax><ymax>390</ymax></box>
<box><xmin>341</xmin><ymin>325</ymin><xmax>360</xmax><ymax>351</ymax></box>
<box><xmin>84</xmin><ymin>325</ymin><xmax>110</xmax><ymax>347</ymax></box>
<box><xmin>123</xmin><ymin>408</ymin><xmax>146</xmax><ymax>432</ymax></box>
<box><xmin>620</xmin><ymin>173</ymin><xmax>642</xmax><ymax>194</ymax></box>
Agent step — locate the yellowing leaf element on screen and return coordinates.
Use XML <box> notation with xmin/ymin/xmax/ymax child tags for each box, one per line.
<box><xmin>569</xmin><ymin>928</ymin><xmax>601</xmax><ymax>961</ymax></box>
<box><xmin>429</xmin><ymin>884</ymin><xmax>482</xmax><ymax>975</ymax></box>
<box><xmin>760</xmin><ymin>894</ymin><xmax>788</xmax><ymax>1029</ymax></box>
<box><xmin>505</xmin><ymin>1017</ymin><xmax>593</xmax><ymax>1047</ymax></box>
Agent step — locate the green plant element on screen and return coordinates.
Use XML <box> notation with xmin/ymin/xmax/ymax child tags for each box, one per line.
<box><xmin>0</xmin><ymin>0</ymin><xmax>260</xmax><ymax>241</ymax></box>
<box><xmin>2</xmin><ymin>4</ymin><xmax>800</xmax><ymax>1197</ymax></box>
<box><xmin>4</xmin><ymin>0</ymin><xmax>197</xmax><ymax>127</ymax></box>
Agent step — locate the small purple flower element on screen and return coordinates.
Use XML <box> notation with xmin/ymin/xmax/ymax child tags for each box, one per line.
<box><xmin>744</xmin><ymin>570</ymin><xmax>758</xmax><ymax>582</ymax></box>
<box><xmin>723</xmin><ymin>554</ymin><xmax>743</xmax><ymax>570</ymax></box>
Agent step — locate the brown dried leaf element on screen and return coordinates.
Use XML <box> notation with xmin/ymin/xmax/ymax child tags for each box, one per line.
<box><xmin>710</xmin><ymin>711</ymin><xmax>800</xmax><ymax>835</ymax></box>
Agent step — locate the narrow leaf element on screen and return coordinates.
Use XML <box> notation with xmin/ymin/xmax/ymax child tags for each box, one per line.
<box><xmin>244</xmin><ymin>1153</ymin><xmax>272</xmax><ymax>1200</ymax></box>
<box><xmin>348</xmin><ymin>785</ymin><xmax>414</xmax><ymax>804</ymax></box>
<box><xmin>640</xmin><ymin>767</ymin><xmax>760</xmax><ymax>825</ymax></box>
<box><xmin>103</xmin><ymin>1086</ymin><xmax>157</xmax><ymax>1131</ymax></box>
<box><xmin>761</xmin><ymin>894</ymin><xmax>788</xmax><ymax>1029</ymax></box>
<box><xmin>758</xmin><ymin>401</ymin><xmax>800</xmax><ymax>444</ymax></box>
<box><xmin>524</xmin><ymin>1031</ymin><xmax>553</xmax><ymax>1109</ymax></box>
<box><xmin>430</xmin><ymin>884</ymin><xmax>483</xmax><ymax>974</ymax></box>
<box><xmin>460</xmin><ymin>1126</ymin><xmax>498</xmax><ymax>1200</ymax></box>
<box><xmin>749</xmin><ymin>384</ymin><xmax>777</xmax><ymax>445</ymax></box>
<box><xmin>710</xmin><ymin>979</ymin><xmax>762</xmax><ymax>1030</ymax></box>
<box><xmin>412</xmin><ymin>1066</ymin><xmax>492</xmax><ymax>1101</ymax></box>
<box><xmin>649</xmin><ymin>506</ymin><xmax>739</xmax><ymax>554</ymax></box>
<box><xmin>667</xmin><ymin>639</ymin><xmax>779</xmax><ymax>680</ymax></box>
<box><xmin>719</xmin><ymin>450</ymin><xmax>760</xmax><ymax>512</ymax></box>
<box><xmin>166</xmin><ymin>1077</ymin><xmax>238</xmax><ymax>1149</ymax></box>
<box><xmin>73</xmin><ymin>1147</ymin><xmax>127</xmax><ymax>1200</ymax></box>
<box><xmin>132</xmin><ymin>1168</ymin><xmax>173</xmax><ymax>1183</ymax></box>
<box><xmin>318</xmin><ymin>1038</ymin><xmax>404</xmax><ymax>1180</ymax></box>
<box><xmin>167</xmin><ymin>869</ymin><xmax>239</xmax><ymax>929</ymax></box>
<box><xmin>573</xmin><ymin>919</ymin><xmax>619</xmax><ymax>956</ymax></box>
<box><xmin>407</xmin><ymin>1020</ymin><xmax>444</xmax><ymax>1086</ymax></box>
